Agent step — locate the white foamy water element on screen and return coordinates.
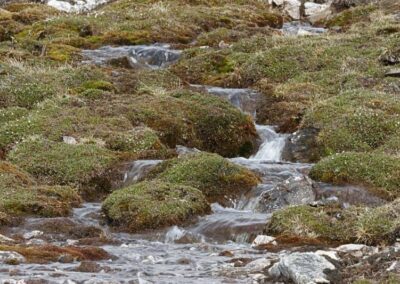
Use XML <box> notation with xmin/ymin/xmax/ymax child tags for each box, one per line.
<box><xmin>251</xmin><ymin>125</ymin><xmax>288</xmax><ymax>162</ymax></box>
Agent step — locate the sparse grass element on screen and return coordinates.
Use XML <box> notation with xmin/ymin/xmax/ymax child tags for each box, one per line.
<box><xmin>266</xmin><ymin>199</ymin><xmax>400</xmax><ymax>245</ymax></box>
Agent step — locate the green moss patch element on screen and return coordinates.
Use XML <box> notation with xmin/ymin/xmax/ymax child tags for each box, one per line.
<box><xmin>102</xmin><ymin>180</ymin><xmax>210</xmax><ymax>232</ymax></box>
<box><xmin>8</xmin><ymin>138</ymin><xmax>119</xmax><ymax>199</ymax></box>
<box><xmin>0</xmin><ymin>161</ymin><xmax>81</xmax><ymax>218</ymax></box>
<box><xmin>146</xmin><ymin>152</ymin><xmax>260</xmax><ymax>204</ymax></box>
<box><xmin>310</xmin><ymin>152</ymin><xmax>400</xmax><ymax>199</ymax></box>
<box><xmin>266</xmin><ymin>199</ymin><xmax>400</xmax><ymax>245</ymax></box>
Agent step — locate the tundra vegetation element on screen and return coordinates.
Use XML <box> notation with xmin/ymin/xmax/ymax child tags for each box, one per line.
<box><xmin>0</xmin><ymin>0</ymin><xmax>399</xmax><ymax>282</ymax></box>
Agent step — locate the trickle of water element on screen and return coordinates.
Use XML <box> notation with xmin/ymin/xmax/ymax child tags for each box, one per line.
<box><xmin>123</xmin><ymin>159</ymin><xmax>163</xmax><ymax>186</ymax></box>
<box><xmin>191</xmin><ymin>85</ymin><xmax>259</xmax><ymax>118</ymax></box>
<box><xmin>82</xmin><ymin>44</ymin><xmax>181</xmax><ymax>69</ymax></box>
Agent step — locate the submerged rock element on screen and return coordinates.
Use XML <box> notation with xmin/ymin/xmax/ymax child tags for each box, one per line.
<box><xmin>0</xmin><ymin>251</ymin><xmax>25</xmax><ymax>265</ymax></box>
<box><xmin>269</xmin><ymin>252</ymin><xmax>337</xmax><ymax>284</ymax></box>
<box><xmin>256</xmin><ymin>175</ymin><xmax>316</xmax><ymax>213</ymax></box>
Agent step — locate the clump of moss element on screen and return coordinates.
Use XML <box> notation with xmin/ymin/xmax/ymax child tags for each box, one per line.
<box><xmin>302</xmin><ymin>90</ymin><xmax>400</xmax><ymax>155</ymax></box>
<box><xmin>94</xmin><ymin>89</ymin><xmax>258</xmax><ymax>157</ymax></box>
<box><xmin>0</xmin><ymin>161</ymin><xmax>81</xmax><ymax>218</ymax></box>
<box><xmin>325</xmin><ymin>4</ymin><xmax>377</xmax><ymax>28</ymax></box>
<box><xmin>102</xmin><ymin>180</ymin><xmax>210</xmax><ymax>232</ymax></box>
<box><xmin>145</xmin><ymin>152</ymin><xmax>260</xmax><ymax>204</ymax></box>
<box><xmin>0</xmin><ymin>63</ymin><xmax>109</xmax><ymax>109</ymax></box>
<box><xmin>8</xmin><ymin>138</ymin><xmax>119</xmax><ymax>199</ymax></box>
<box><xmin>104</xmin><ymin>127</ymin><xmax>165</xmax><ymax>155</ymax></box>
<box><xmin>266</xmin><ymin>199</ymin><xmax>400</xmax><ymax>245</ymax></box>
<box><xmin>310</xmin><ymin>152</ymin><xmax>400</xmax><ymax>199</ymax></box>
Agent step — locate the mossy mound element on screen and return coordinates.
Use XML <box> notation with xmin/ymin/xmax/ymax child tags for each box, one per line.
<box><xmin>302</xmin><ymin>90</ymin><xmax>400</xmax><ymax>156</ymax></box>
<box><xmin>145</xmin><ymin>152</ymin><xmax>260</xmax><ymax>204</ymax></box>
<box><xmin>266</xmin><ymin>199</ymin><xmax>400</xmax><ymax>245</ymax></box>
<box><xmin>8</xmin><ymin>138</ymin><xmax>119</xmax><ymax>199</ymax></box>
<box><xmin>93</xmin><ymin>89</ymin><xmax>258</xmax><ymax>157</ymax></box>
<box><xmin>0</xmin><ymin>63</ymin><xmax>111</xmax><ymax>109</ymax></box>
<box><xmin>310</xmin><ymin>152</ymin><xmax>400</xmax><ymax>199</ymax></box>
<box><xmin>102</xmin><ymin>180</ymin><xmax>210</xmax><ymax>232</ymax></box>
<box><xmin>0</xmin><ymin>161</ymin><xmax>81</xmax><ymax>218</ymax></box>
<box><xmin>12</xmin><ymin>0</ymin><xmax>281</xmax><ymax>53</ymax></box>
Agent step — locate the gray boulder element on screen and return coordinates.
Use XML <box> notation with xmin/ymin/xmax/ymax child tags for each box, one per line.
<box><xmin>269</xmin><ymin>252</ymin><xmax>337</xmax><ymax>284</ymax></box>
<box><xmin>282</xmin><ymin>127</ymin><xmax>320</xmax><ymax>163</ymax></box>
<box><xmin>256</xmin><ymin>175</ymin><xmax>316</xmax><ymax>213</ymax></box>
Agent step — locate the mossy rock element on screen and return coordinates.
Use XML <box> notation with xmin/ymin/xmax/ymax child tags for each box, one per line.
<box><xmin>145</xmin><ymin>152</ymin><xmax>260</xmax><ymax>204</ymax></box>
<box><xmin>266</xmin><ymin>199</ymin><xmax>400</xmax><ymax>245</ymax></box>
<box><xmin>102</xmin><ymin>180</ymin><xmax>210</xmax><ymax>232</ymax></box>
<box><xmin>310</xmin><ymin>152</ymin><xmax>400</xmax><ymax>199</ymax></box>
<box><xmin>0</xmin><ymin>161</ymin><xmax>81</xmax><ymax>218</ymax></box>
<box><xmin>8</xmin><ymin>138</ymin><xmax>120</xmax><ymax>199</ymax></box>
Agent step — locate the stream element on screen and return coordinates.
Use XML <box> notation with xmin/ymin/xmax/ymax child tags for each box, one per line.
<box><xmin>0</xmin><ymin>44</ymin><xmax>383</xmax><ymax>284</ymax></box>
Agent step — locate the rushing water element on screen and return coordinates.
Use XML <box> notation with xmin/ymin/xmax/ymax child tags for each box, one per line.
<box><xmin>0</xmin><ymin>45</ymin><xmax>383</xmax><ymax>283</ymax></box>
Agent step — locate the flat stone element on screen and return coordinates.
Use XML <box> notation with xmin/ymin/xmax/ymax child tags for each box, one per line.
<box><xmin>385</xmin><ymin>69</ymin><xmax>400</xmax><ymax>77</ymax></box>
<box><xmin>23</xmin><ymin>230</ymin><xmax>44</xmax><ymax>240</ymax></box>
<box><xmin>63</xmin><ymin>136</ymin><xmax>78</xmax><ymax>145</ymax></box>
<box><xmin>335</xmin><ymin>244</ymin><xmax>367</xmax><ymax>252</ymax></box>
<box><xmin>251</xmin><ymin>235</ymin><xmax>277</xmax><ymax>248</ymax></box>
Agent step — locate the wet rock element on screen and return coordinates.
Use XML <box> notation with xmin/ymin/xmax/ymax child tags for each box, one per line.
<box><xmin>0</xmin><ymin>251</ymin><xmax>25</xmax><ymax>265</ymax></box>
<box><xmin>58</xmin><ymin>254</ymin><xmax>75</xmax><ymax>263</ymax></box>
<box><xmin>219</xmin><ymin>250</ymin><xmax>235</xmax><ymax>257</ymax></box>
<box><xmin>251</xmin><ymin>235</ymin><xmax>277</xmax><ymax>248</ymax></box>
<box><xmin>269</xmin><ymin>252</ymin><xmax>336</xmax><ymax>284</ymax></box>
<box><xmin>282</xmin><ymin>127</ymin><xmax>320</xmax><ymax>163</ymax></box>
<box><xmin>385</xmin><ymin>69</ymin><xmax>400</xmax><ymax>77</ymax></box>
<box><xmin>75</xmin><ymin>261</ymin><xmax>102</xmax><ymax>273</ymax></box>
<box><xmin>246</xmin><ymin>258</ymin><xmax>273</xmax><ymax>272</ymax></box>
<box><xmin>256</xmin><ymin>175</ymin><xmax>316</xmax><ymax>213</ymax></box>
<box><xmin>23</xmin><ymin>230</ymin><xmax>44</xmax><ymax>240</ymax></box>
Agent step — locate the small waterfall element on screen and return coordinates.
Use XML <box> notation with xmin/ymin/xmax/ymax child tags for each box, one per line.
<box><xmin>123</xmin><ymin>160</ymin><xmax>163</xmax><ymax>186</ymax></box>
<box><xmin>191</xmin><ymin>85</ymin><xmax>259</xmax><ymax>118</ymax></box>
<box><xmin>251</xmin><ymin>125</ymin><xmax>288</xmax><ymax>162</ymax></box>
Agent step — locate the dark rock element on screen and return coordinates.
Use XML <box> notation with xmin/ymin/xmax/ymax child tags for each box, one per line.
<box><xmin>331</xmin><ymin>0</ymin><xmax>375</xmax><ymax>11</ymax></box>
<box><xmin>256</xmin><ymin>175</ymin><xmax>316</xmax><ymax>213</ymax></box>
<box><xmin>219</xmin><ymin>250</ymin><xmax>235</xmax><ymax>257</ymax></box>
<box><xmin>58</xmin><ymin>254</ymin><xmax>75</xmax><ymax>263</ymax></box>
<box><xmin>282</xmin><ymin>127</ymin><xmax>320</xmax><ymax>163</ymax></box>
<box><xmin>75</xmin><ymin>261</ymin><xmax>102</xmax><ymax>273</ymax></box>
<box><xmin>379</xmin><ymin>48</ymin><xmax>400</xmax><ymax>65</ymax></box>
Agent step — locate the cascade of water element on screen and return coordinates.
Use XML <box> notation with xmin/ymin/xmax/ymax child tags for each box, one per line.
<box><xmin>123</xmin><ymin>160</ymin><xmax>163</xmax><ymax>186</ymax></box>
<box><xmin>251</xmin><ymin>125</ymin><xmax>288</xmax><ymax>162</ymax></box>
